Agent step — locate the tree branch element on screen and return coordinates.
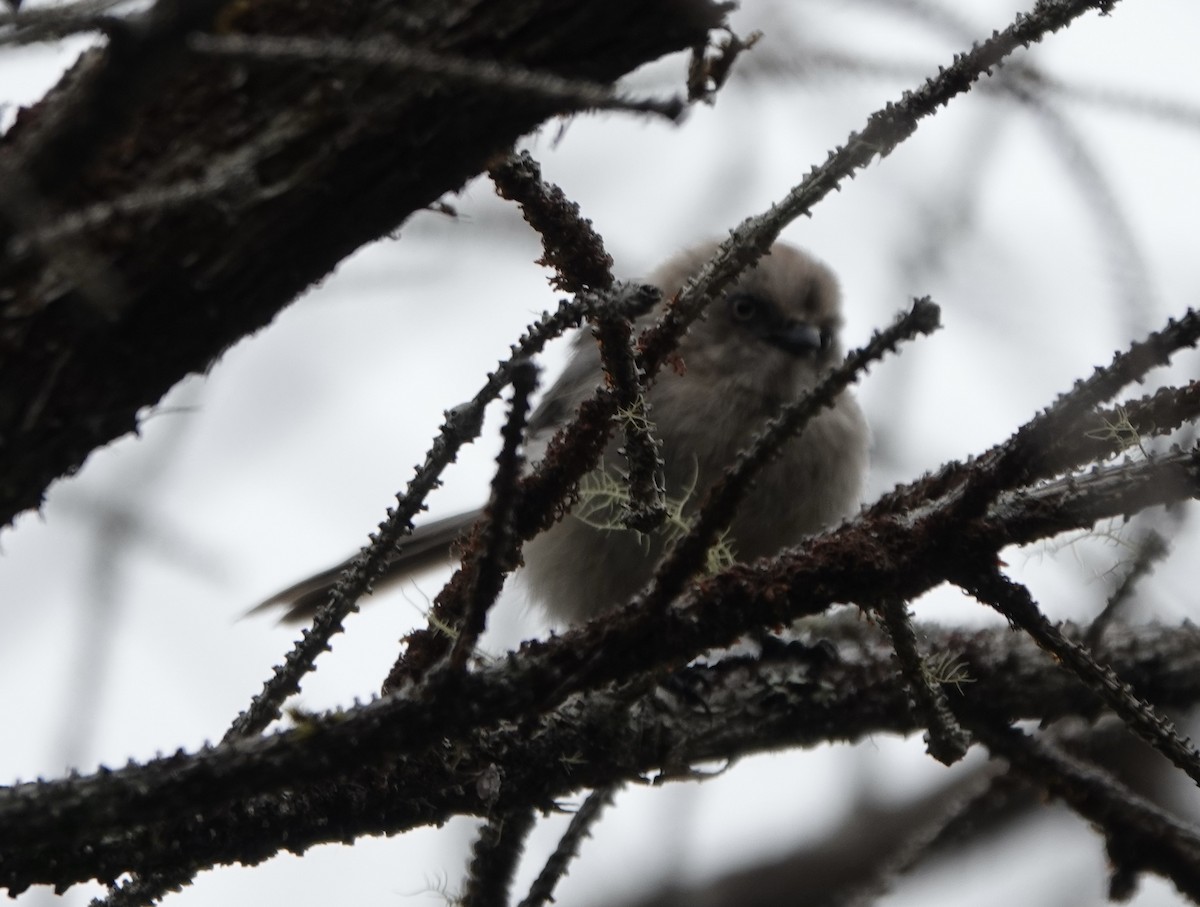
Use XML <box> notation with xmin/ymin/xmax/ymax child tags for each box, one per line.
<box><xmin>2</xmin><ymin>621</ymin><xmax>1199</xmax><ymax>894</ymax></box>
<box><xmin>0</xmin><ymin>0</ymin><xmax>731</xmax><ymax>528</ymax></box>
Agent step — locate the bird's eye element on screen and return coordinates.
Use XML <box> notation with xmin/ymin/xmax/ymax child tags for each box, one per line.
<box><xmin>728</xmin><ymin>294</ymin><xmax>760</xmax><ymax>323</ymax></box>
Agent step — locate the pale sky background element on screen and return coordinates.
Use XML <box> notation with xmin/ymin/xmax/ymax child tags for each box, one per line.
<box><xmin>2</xmin><ymin>1</ymin><xmax>1199</xmax><ymax>905</ymax></box>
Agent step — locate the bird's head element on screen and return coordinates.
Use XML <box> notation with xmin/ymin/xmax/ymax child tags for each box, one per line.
<box><xmin>652</xmin><ymin>242</ymin><xmax>846</xmax><ymax>404</ymax></box>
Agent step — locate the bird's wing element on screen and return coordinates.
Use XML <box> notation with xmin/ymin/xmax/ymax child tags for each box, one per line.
<box><xmin>249</xmin><ymin>510</ymin><xmax>481</xmax><ymax>623</ymax></box>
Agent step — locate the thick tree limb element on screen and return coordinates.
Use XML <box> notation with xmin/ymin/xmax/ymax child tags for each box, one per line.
<box><xmin>1</xmin><ymin>620</ymin><xmax>1198</xmax><ymax>893</ymax></box>
<box><xmin>0</xmin><ymin>0</ymin><xmax>730</xmax><ymax>527</ymax></box>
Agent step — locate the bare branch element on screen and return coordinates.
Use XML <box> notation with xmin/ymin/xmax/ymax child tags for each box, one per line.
<box><xmin>462</xmin><ymin>807</ymin><xmax>538</xmax><ymax>907</ymax></box>
<box><xmin>233</xmin><ymin>293</ymin><xmax>607</xmax><ymax>738</ymax></box>
<box><xmin>488</xmin><ymin>151</ymin><xmax>615</xmax><ymax>294</ymax></box>
<box><xmin>190</xmin><ymin>33</ymin><xmax>688</xmax><ymax>122</ymax></box>
<box><xmin>4</xmin><ymin>621</ymin><xmax>1200</xmax><ymax>893</ymax></box>
<box><xmin>516</xmin><ymin>786</ymin><xmax>618</xmax><ymax>907</ymax></box>
<box><xmin>877</xmin><ymin>597</ymin><xmax>969</xmax><ymax>766</ymax></box>
<box><xmin>966</xmin><ymin>716</ymin><xmax>1200</xmax><ymax>901</ymax></box>
<box><xmin>448</xmin><ymin>360</ymin><xmax>539</xmax><ymax>671</ymax></box>
<box><xmin>955</xmin><ymin>567</ymin><xmax>1200</xmax><ymax>788</ymax></box>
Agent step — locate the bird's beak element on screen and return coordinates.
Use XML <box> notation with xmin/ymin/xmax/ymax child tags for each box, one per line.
<box><xmin>771</xmin><ymin>320</ymin><xmax>824</xmax><ymax>356</ymax></box>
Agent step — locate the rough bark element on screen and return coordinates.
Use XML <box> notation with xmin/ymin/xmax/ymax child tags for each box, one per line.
<box><xmin>0</xmin><ymin>0</ymin><xmax>729</xmax><ymax>526</ymax></box>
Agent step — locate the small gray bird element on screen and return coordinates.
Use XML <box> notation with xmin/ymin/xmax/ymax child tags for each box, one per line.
<box><xmin>256</xmin><ymin>242</ymin><xmax>869</xmax><ymax>624</ymax></box>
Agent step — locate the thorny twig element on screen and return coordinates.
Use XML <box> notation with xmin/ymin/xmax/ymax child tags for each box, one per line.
<box><xmin>489</xmin><ymin>151</ymin><xmax>614</xmax><ymax>294</ymax></box>
<box><xmin>448</xmin><ymin>361</ymin><xmax>539</xmax><ymax>671</ymax></box>
<box><xmin>955</xmin><ymin>567</ymin><xmax>1200</xmax><ymax>788</ymax></box>
<box><xmin>489</xmin><ymin>151</ymin><xmax>666</xmax><ymax>531</ymax></box>
<box><xmin>461</xmin><ymin>806</ymin><xmax>538</xmax><ymax>907</ymax></box>
<box><xmin>877</xmin><ymin>597</ymin><xmax>969</xmax><ymax>766</ymax></box>
<box><xmin>637</xmin><ymin>297</ymin><xmax>940</xmax><ymax>615</ymax></box>
<box><xmin>230</xmin><ymin>290</ymin><xmax>644</xmax><ymax>738</ymax></box>
<box><xmin>1085</xmin><ymin>529</ymin><xmax>1170</xmax><ymax>648</ymax></box>
<box><xmin>384</xmin><ymin>282</ymin><xmax>661</xmax><ymax>689</ymax></box>
<box><xmin>516</xmin><ymin>785</ymin><xmax>619</xmax><ymax>907</ymax></box>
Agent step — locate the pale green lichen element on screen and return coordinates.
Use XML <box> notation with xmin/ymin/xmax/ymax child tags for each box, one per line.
<box><xmin>574</xmin><ymin>461</ymin><xmax>737</xmax><ymax>575</ymax></box>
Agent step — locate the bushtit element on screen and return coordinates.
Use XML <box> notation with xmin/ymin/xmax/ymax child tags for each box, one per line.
<box><xmin>257</xmin><ymin>242</ymin><xmax>869</xmax><ymax>624</ymax></box>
